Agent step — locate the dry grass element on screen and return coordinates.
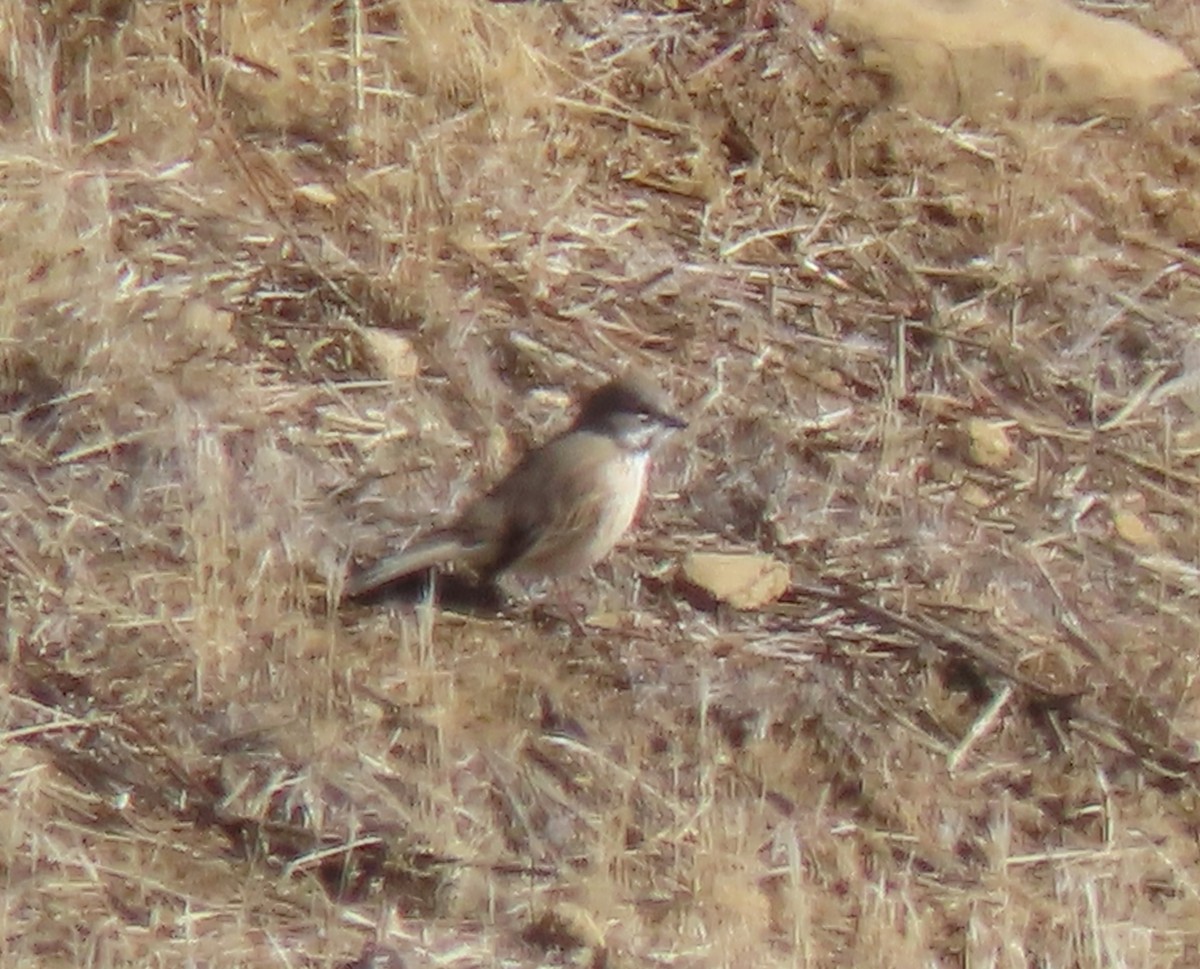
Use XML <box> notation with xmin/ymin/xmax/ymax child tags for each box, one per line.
<box><xmin>4</xmin><ymin>0</ymin><xmax>1200</xmax><ymax>965</ymax></box>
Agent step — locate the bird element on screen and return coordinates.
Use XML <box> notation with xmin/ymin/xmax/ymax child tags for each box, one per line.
<box><xmin>342</xmin><ymin>371</ymin><xmax>686</xmax><ymax>601</ymax></box>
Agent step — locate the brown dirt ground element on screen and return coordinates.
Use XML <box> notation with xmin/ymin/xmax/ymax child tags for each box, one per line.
<box><xmin>4</xmin><ymin>1</ymin><xmax>1200</xmax><ymax>966</ymax></box>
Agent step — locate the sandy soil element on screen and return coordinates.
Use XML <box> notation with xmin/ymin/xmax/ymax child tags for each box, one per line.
<box><xmin>3</xmin><ymin>1</ymin><xmax>1200</xmax><ymax>966</ymax></box>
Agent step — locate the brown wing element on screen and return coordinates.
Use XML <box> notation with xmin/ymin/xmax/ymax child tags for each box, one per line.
<box><xmin>459</xmin><ymin>430</ymin><xmax>622</xmax><ymax>578</ymax></box>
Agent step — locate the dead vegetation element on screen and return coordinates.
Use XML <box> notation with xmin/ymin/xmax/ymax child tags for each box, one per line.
<box><xmin>4</xmin><ymin>0</ymin><xmax>1200</xmax><ymax>965</ymax></box>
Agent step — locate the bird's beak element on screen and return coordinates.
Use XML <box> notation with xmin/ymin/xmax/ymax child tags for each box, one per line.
<box><xmin>664</xmin><ymin>412</ymin><xmax>688</xmax><ymax>431</ymax></box>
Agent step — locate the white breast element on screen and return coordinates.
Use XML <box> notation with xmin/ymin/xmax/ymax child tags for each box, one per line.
<box><xmin>574</xmin><ymin>450</ymin><xmax>648</xmax><ymax>571</ymax></box>
<box><xmin>602</xmin><ymin>451</ymin><xmax>649</xmax><ymax>542</ymax></box>
<box><xmin>506</xmin><ymin>435</ymin><xmax>654</xmax><ymax>578</ymax></box>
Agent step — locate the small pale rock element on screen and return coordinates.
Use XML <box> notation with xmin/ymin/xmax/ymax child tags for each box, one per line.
<box><xmin>181</xmin><ymin>298</ymin><xmax>236</xmax><ymax>351</ymax></box>
<box><xmin>822</xmin><ymin>0</ymin><xmax>1196</xmax><ymax>119</ymax></box>
<box><xmin>683</xmin><ymin>552</ymin><xmax>790</xmax><ymax>609</ymax></box>
<box><xmin>294</xmin><ymin>182</ymin><xmax>338</xmax><ymax>207</ymax></box>
<box><xmin>584</xmin><ymin>610</ymin><xmax>623</xmax><ymax>630</ymax></box>
<box><xmin>916</xmin><ymin>392</ymin><xmax>963</xmax><ymax>420</ymax></box>
<box><xmin>963</xmin><ymin>418</ymin><xmax>1014</xmax><ymax>469</ymax></box>
<box><xmin>811</xmin><ymin>368</ymin><xmax>846</xmax><ymax>393</ymax></box>
<box><xmin>1112</xmin><ymin>509</ymin><xmax>1158</xmax><ymax>549</ymax></box>
<box><xmin>363</xmin><ymin>328</ymin><xmax>418</xmax><ymax>381</ymax></box>
<box><xmin>959</xmin><ymin>481</ymin><xmax>992</xmax><ymax>508</ymax></box>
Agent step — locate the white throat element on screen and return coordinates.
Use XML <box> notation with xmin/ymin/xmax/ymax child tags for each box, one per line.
<box><xmin>614</xmin><ymin>424</ymin><xmax>662</xmax><ymax>454</ymax></box>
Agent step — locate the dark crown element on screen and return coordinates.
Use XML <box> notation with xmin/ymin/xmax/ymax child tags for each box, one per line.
<box><xmin>574</xmin><ymin>373</ymin><xmax>685</xmax><ymax>432</ymax></box>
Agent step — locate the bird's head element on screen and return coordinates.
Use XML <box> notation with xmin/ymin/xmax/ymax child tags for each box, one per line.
<box><xmin>574</xmin><ymin>371</ymin><xmax>687</xmax><ymax>453</ymax></box>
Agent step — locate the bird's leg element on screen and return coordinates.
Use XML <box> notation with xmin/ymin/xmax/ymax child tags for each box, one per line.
<box><xmin>522</xmin><ymin>578</ymin><xmax>594</xmax><ymax>635</ymax></box>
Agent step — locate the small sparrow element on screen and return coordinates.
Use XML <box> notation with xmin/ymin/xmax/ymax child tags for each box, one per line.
<box><xmin>343</xmin><ymin>371</ymin><xmax>686</xmax><ymax>600</ymax></box>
